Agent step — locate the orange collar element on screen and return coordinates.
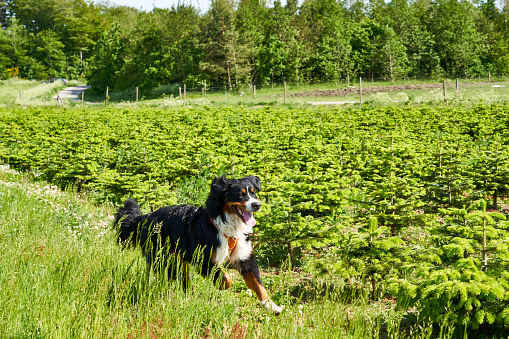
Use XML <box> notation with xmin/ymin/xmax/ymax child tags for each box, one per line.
<box><xmin>210</xmin><ymin>218</ymin><xmax>238</xmax><ymax>255</ymax></box>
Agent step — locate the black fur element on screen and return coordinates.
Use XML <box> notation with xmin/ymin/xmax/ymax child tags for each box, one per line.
<box><xmin>114</xmin><ymin>175</ymin><xmax>263</xmax><ymax>287</ymax></box>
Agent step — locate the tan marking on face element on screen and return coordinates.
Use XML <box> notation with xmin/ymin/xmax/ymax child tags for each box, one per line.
<box><xmin>250</xmin><ymin>187</ymin><xmax>254</xmax><ymax>193</ymax></box>
<box><xmin>242</xmin><ymin>188</ymin><xmax>246</xmax><ymax>194</ymax></box>
<box><xmin>223</xmin><ymin>201</ymin><xmax>247</xmax><ymax>214</ymax></box>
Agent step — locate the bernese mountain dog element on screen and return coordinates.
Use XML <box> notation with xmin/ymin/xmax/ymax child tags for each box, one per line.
<box><xmin>114</xmin><ymin>175</ymin><xmax>282</xmax><ymax>315</ymax></box>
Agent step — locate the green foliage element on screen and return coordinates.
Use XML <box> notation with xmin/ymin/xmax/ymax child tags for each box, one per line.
<box><xmin>339</xmin><ymin>217</ymin><xmax>407</xmax><ymax>299</ymax></box>
<box><xmin>0</xmin><ymin>165</ymin><xmax>415</xmax><ymax>338</ymax></box>
<box><xmin>394</xmin><ymin>200</ymin><xmax>509</xmax><ymax>336</ymax></box>
<box><xmin>3</xmin><ymin>0</ymin><xmax>509</xmax><ymax>88</ymax></box>
<box><xmin>2</xmin><ymin>103</ymin><xmax>509</xmax><ymax>334</ymax></box>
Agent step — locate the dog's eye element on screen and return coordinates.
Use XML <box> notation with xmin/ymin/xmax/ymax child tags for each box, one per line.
<box><xmin>241</xmin><ymin>189</ymin><xmax>246</xmax><ymax>194</ymax></box>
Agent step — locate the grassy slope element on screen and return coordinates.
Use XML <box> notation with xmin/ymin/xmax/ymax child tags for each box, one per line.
<box><xmin>0</xmin><ymin>166</ymin><xmax>413</xmax><ymax>338</ymax></box>
<box><xmin>0</xmin><ymin>79</ymin><xmax>86</xmax><ymax>106</ymax></box>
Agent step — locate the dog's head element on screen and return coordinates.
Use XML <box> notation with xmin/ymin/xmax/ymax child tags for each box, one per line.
<box><xmin>205</xmin><ymin>175</ymin><xmax>262</xmax><ymax>226</ymax></box>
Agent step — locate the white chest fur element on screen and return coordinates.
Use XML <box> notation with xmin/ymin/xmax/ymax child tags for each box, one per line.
<box><xmin>212</xmin><ymin>214</ymin><xmax>253</xmax><ymax>264</ymax></box>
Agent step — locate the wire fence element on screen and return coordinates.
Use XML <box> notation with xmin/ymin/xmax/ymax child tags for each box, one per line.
<box><xmin>97</xmin><ymin>75</ymin><xmax>509</xmax><ymax>107</ymax></box>
<box><xmin>9</xmin><ymin>74</ymin><xmax>504</xmax><ymax>107</ymax></box>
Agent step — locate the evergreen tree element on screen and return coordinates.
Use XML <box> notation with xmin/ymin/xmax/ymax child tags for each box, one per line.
<box><xmin>467</xmin><ymin>137</ymin><xmax>509</xmax><ymax>210</ymax></box>
<box><xmin>88</xmin><ymin>24</ymin><xmax>127</xmax><ymax>94</ymax></box>
<box><xmin>200</xmin><ymin>0</ymin><xmax>253</xmax><ymax>89</ymax></box>
<box><xmin>31</xmin><ymin>29</ymin><xmax>66</xmax><ymax>78</ymax></box>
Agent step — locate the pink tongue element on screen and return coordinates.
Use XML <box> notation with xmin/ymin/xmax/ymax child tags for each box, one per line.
<box><xmin>243</xmin><ymin>211</ymin><xmax>256</xmax><ymax>226</ymax></box>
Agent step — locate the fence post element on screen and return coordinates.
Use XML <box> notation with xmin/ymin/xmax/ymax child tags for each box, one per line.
<box><xmin>456</xmin><ymin>78</ymin><xmax>459</xmax><ymax>91</ymax></box>
<box><xmin>57</xmin><ymin>90</ymin><xmax>62</xmax><ymax>106</ymax></box>
<box><xmin>359</xmin><ymin>77</ymin><xmax>362</xmax><ymax>105</ymax></box>
<box><xmin>253</xmin><ymin>84</ymin><xmax>256</xmax><ymax>100</ymax></box>
<box><xmin>443</xmin><ymin>80</ymin><xmax>447</xmax><ymax>104</ymax></box>
<box><xmin>284</xmin><ymin>81</ymin><xmax>287</xmax><ymax>104</ymax></box>
<box><xmin>179</xmin><ymin>87</ymin><xmax>181</xmax><ymax>100</ymax></box>
<box><xmin>489</xmin><ymin>71</ymin><xmax>491</xmax><ymax>82</ymax></box>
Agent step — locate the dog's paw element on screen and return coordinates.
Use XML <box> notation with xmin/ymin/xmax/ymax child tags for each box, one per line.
<box><xmin>260</xmin><ymin>299</ymin><xmax>283</xmax><ymax>315</ymax></box>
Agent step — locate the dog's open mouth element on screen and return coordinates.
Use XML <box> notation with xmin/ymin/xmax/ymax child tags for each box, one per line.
<box><xmin>232</xmin><ymin>205</ymin><xmax>256</xmax><ymax>226</ymax></box>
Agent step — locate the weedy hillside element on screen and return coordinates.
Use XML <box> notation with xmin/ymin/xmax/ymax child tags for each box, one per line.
<box><xmin>0</xmin><ymin>166</ymin><xmax>406</xmax><ymax>338</ymax></box>
<box><xmin>1</xmin><ymin>104</ymin><xmax>509</xmax><ymax>337</ymax></box>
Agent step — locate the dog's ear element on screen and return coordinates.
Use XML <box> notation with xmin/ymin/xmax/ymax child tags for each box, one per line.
<box><xmin>206</xmin><ymin>175</ymin><xmax>229</xmax><ymax>218</ymax></box>
<box><xmin>212</xmin><ymin>174</ymin><xmax>228</xmax><ymax>188</ymax></box>
<box><xmin>247</xmin><ymin>175</ymin><xmax>261</xmax><ymax>192</ymax></box>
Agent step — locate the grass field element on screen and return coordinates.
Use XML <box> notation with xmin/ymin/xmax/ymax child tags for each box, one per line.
<box><xmin>80</xmin><ymin>77</ymin><xmax>509</xmax><ymax>108</ymax></box>
<box><xmin>2</xmin><ymin>77</ymin><xmax>508</xmax><ymax>108</ymax></box>
<box><xmin>0</xmin><ymin>165</ymin><xmax>431</xmax><ymax>338</ymax></box>
<box><xmin>0</xmin><ymin>79</ymin><xmax>84</xmax><ymax>106</ymax></box>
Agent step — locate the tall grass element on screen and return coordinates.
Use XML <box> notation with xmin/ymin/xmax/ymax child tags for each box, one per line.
<box><xmin>0</xmin><ymin>166</ymin><xmax>414</xmax><ymax>338</ymax></box>
<box><xmin>1</xmin><ymin>80</ymin><xmax>66</xmax><ymax>106</ymax></box>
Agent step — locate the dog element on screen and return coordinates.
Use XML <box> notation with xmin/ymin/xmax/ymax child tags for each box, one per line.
<box><xmin>114</xmin><ymin>175</ymin><xmax>282</xmax><ymax>315</ymax></box>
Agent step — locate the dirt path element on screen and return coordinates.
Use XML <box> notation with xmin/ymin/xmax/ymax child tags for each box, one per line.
<box><xmin>307</xmin><ymin>101</ymin><xmax>358</xmax><ymax>105</ymax></box>
<box><xmin>53</xmin><ymin>85</ymin><xmax>90</xmax><ymax>101</ymax></box>
<box><xmin>291</xmin><ymin>81</ymin><xmax>503</xmax><ymax>98</ymax></box>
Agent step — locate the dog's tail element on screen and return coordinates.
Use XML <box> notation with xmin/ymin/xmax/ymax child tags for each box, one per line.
<box><xmin>114</xmin><ymin>199</ymin><xmax>141</xmax><ymax>247</ymax></box>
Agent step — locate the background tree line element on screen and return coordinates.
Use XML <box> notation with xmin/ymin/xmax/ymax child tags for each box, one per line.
<box><xmin>1</xmin><ymin>0</ymin><xmax>509</xmax><ymax>94</ymax></box>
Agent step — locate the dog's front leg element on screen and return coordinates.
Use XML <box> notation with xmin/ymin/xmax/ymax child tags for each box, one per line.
<box><xmin>233</xmin><ymin>255</ymin><xmax>282</xmax><ymax>315</ymax></box>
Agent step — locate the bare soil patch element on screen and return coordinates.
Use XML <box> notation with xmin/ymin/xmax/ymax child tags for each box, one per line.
<box><xmin>288</xmin><ymin>81</ymin><xmax>494</xmax><ymax>98</ymax></box>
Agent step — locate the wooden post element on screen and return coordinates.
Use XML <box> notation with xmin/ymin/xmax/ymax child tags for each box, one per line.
<box><xmin>443</xmin><ymin>80</ymin><xmax>447</xmax><ymax>104</ymax></box>
<box><xmin>204</xmin><ymin>81</ymin><xmax>207</xmax><ymax>97</ymax></box>
<box><xmin>179</xmin><ymin>87</ymin><xmax>182</xmax><ymax>100</ymax></box>
<box><xmin>284</xmin><ymin>81</ymin><xmax>287</xmax><ymax>104</ymax></box>
<box><xmin>136</xmin><ymin>87</ymin><xmax>138</xmax><ymax>103</ymax></box>
<box><xmin>359</xmin><ymin>77</ymin><xmax>362</xmax><ymax>105</ymax></box>
<box><xmin>106</xmin><ymin>86</ymin><xmax>108</xmax><ymax>98</ymax></box>
<box><xmin>489</xmin><ymin>71</ymin><xmax>491</xmax><ymax>82</ymax></box>
<box><xmin>56</xmin><ymin>90</ymin><xmax>62</xmax><ymax>106</ymax></box>
<box><xmin>456</xmin><ymin>78</ymin><xmax>459</xmax><ymax>91</ymax></box>
<box><xmin>253</xmin><ymin>84</ymin><xmax>256</xmax><ymax>100</ymax></box>
<box><xmin>347</xmin><ymin>74</ymin><xmax>350</xmax><ymax>87</ymax></box>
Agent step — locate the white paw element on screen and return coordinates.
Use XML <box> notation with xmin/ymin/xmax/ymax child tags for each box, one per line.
<box><xmin>260</xmin><ymin>299</ymin><xmax>283</xmax><ymax>315</ymax></box>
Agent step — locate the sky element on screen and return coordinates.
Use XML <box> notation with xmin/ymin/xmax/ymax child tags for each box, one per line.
<box><xmin>108</xmin><ymin>0</ymin><xmax>211</xmax><ymax>12</ymax></box>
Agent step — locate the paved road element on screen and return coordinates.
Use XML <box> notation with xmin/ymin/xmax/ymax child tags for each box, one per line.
<box><xmin>53</xmin><ymin>85</ymin><xmax>90</xmax><ymax>101</ymax></box>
